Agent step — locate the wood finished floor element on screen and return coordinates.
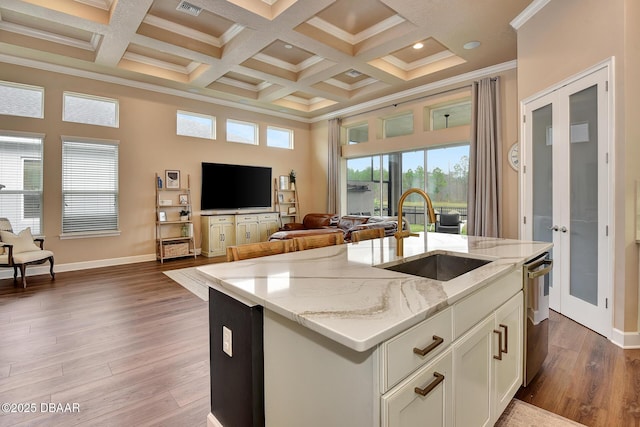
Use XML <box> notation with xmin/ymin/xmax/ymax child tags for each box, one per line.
<box><xmin>516</xmin><ymin>310</ymin><xmax>640</xmax><ymax>427</ymax></box>
<box><xmin>0</xmin><ymin>256</ymin><xmax>223</xmax><ymax>427</ymax></box>
<box><xmin>2</xmin><ymin>259</ymin><xmax>639</xmax><ymax>427</ymax></box>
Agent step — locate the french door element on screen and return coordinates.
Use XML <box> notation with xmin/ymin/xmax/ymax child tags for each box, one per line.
<box><xmin>522</xmin><ymin>64</ymin><xmax>612</xmax><ymax>338</ymax></box>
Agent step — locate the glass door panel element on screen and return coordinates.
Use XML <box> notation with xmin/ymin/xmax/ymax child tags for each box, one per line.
<box><xmin>531</xmin><ymin>103</ymin><xmax>554</xmax><ymax>298</ymax></box>
<box><xmin>569</xmin><ymin>85</ymin><xmax>599</xmax><ymax>305</ymax></box>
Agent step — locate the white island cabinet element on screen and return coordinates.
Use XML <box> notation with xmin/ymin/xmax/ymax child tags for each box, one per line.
<box><xmin>199</xmin><ymin>233</ymin><xmax>551</xmax><ymax>427</ymax></box>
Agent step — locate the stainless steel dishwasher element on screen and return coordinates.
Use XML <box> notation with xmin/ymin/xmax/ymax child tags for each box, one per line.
<box><xmin>523</xmin><ymin>253</ymin><xmax>553</xmax><ymax>386</ymax></box>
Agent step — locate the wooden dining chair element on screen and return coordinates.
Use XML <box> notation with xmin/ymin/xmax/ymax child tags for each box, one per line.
<box><xmin>226</xmin><ymin>239</ymin><xmax>295</xmax><ymax>262</ymax></box>
<box><xmin>350</xmin><ymin>227</ymin><xmax>385</xmax><ymax>243</ymax></box>
<box><xmin>293</xmin><ymin>233</ymin><xmax>344</xmax><ymax>251</ymax></box>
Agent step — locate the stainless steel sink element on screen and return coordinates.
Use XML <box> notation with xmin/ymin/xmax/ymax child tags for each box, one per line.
<box><xmin>381</xmin><ymin>253</ymin><xmax>491</xmax><ymax>281</ymax></box>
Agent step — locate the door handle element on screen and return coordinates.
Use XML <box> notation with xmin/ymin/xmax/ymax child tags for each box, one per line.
<box><xmin>499</xmin><ymin>324</ymin><xmax>508</xmax><ymax>354</ymax></box>
<box><xmin>493</xmin><ymin>329</ymin><xmax>503</xmax><ymax>360</ymax></box>
<box><xmin>561</xmin><ymin>226</ymin><xmax>568</xmax><ymax>233</ymax></box>
<box><xmin>414</xmin><ymin>372</ymin><xmax>445</xmax><ymax>397</ymax></box>
<box><xmin>547</xmin><ymin>225</ymin><xmax>559</xmax><ymax>231</ymax></box>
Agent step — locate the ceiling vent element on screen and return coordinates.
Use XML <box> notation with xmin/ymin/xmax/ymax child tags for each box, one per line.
<box><xmin>345</xmin><ymin>69</ymin><xmax>362</xmax><ymax>78</ymax></box>
<box><xmin>176</xmin><ymin>1</ymin><xmax>202</xmax><ymax>16</ymax></box>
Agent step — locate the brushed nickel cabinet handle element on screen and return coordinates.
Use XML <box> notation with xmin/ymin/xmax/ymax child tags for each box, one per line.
<box><xmin>414</xmin><ymin>372</ymin><xmax>445</xmax><ymax>397</ymax></box>
<box><xmin>413</xmin><ymin>335</ymin><xmax>444</xmax><ymax>357</ymax></box>
<box><xmin>499</xmin><ymin>324</ymin><xmax>508</xmax><ymax>354</ymax></box>
<box><xmin>493</xmin><ymin>329</ymin><xmax>503</xmax><ymax>360</ymax></box>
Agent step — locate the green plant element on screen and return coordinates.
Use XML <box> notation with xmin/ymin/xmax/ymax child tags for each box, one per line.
<box><xmin>179</xmin><ymin>209</ymin><xmax>190</xmax><ymax>217</ymax></box>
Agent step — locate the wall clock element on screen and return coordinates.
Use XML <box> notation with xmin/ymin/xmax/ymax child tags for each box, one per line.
<box><xmin>508</xmin><ymin>142</ymin><xmax>519</xmax><ymax>171</ymax></box>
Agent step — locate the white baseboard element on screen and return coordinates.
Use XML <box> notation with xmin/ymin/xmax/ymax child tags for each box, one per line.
<box><xmin>0</xmin><ymin>251</ymin><xmax>200</xmax><ymax>281</ymax></box>
<box><xmin>207</xmin><ymin>413</ymin><xmax>223</xmax><ymax>427</ymax></box>
<box><xmin>611</xmin><ymin>328</ymin><xmax>640</xmax><ymax>349</ymax></box>
<box><xmin>0</xmin><ymin>254</ymin><xmax>156</xmax><ymax>280</ymax></box>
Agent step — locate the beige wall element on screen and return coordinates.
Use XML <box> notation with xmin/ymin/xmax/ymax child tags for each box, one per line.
<box><xmin>0</xmin><ymin>64</ymin><xmax>311</xmax><ymax>265</ymax></box>
<box><xmin>516</xmin><ymin>0</ymin><xmax>638</xmax><ymax>332</ymax></box>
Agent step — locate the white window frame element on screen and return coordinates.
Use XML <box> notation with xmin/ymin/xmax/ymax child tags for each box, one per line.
<box><xmin>61</xmin><ymin>136</ymin><xmax>120</xmax><ymax>238</ymax></box>
<box><xmin>266</xmin><ymin>126</ymin><xmax>294</xmax><ymax>149</ymax></box>
<box><xmin>177</xmin><ymin>110</ymin><xmax>216</xmax><ymax>140</ymax></box>
<box><xmin>226</xmin><ymin>119</ymin><xmax>258</xmax><ymax>145</ymax></box>
<box><xmin>62</xmin><ymin>91</ymin><xmax>119</xmax><ymax>128</ymax></box>
<box><xmin>0</xmin><ymin>80</ymin><xmax>44</xmax><ymax>119</ymax></box>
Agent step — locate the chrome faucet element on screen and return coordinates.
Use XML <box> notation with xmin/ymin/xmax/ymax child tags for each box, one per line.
<box><xmin>394</xmin><ymin>188</ymin><xmax>437</xmax><ymax>256</ymax></box>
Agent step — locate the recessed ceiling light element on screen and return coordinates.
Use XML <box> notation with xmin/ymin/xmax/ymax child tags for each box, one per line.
<box><xmin>284</xmin><ymin>44</ymin><xmax>293</xmax><ymax>49</ymax></box>
<box><xmin>463</xmin><ymin>41</ymin><xmax>481</xmax><ymax>50</ymax></box>
<box><xmin>413</xmin><ymin>42</ymin><xmax>424</xmax><ymax>50</ymax></box>
<box><xmin>345</xmin><ymin>69</ymin><xmax>362</xmax><ymax>78</ymax></box>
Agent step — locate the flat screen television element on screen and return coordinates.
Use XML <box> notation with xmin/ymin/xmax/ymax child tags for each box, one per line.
<box><xmin>201</xmin><ymin>162</ymin><xmax>272</xmax><ymax>210</ymax></box>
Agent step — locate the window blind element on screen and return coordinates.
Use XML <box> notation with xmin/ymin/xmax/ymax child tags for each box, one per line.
<box><xmin>0</xmin><ymin>133</ymin><xmax>43</xmax><ymax>234</ymax></box>
<box><xmin>62</xmin><ymin>139</ymin><xmax>119</xmax><ymax>234</ymax></box>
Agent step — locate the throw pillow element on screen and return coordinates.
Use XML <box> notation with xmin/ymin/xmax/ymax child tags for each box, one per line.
<box><xmin>0</xmin><ymin>228</ymin><xmax>40</xmax><ymax>254</ymax></box>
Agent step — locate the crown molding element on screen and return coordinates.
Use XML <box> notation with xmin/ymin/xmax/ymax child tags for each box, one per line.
<box><xmin>0</xmin><ymin>53</ymin><xmax>313</xmax><ymax>123</ymax></box>
<box><xmin>510</xmin><ymin>0</ymin><xmax>551</xmax><ymax>30</ymax></box>
<box><xmin>0</xmin><ymin>53</ymin><xmax>517</xmax><ymax>125</ymax></box>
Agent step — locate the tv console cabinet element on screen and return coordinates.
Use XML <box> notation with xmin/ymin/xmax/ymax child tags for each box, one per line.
<box><xmin>201</xmin><ymin>213</ymin><xmax>280</xmax><ymax>257</ymax></box>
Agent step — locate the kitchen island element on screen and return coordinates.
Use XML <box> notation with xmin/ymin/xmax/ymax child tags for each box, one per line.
<box><xmin>198</xmin><ymin>232</ymin><xmax>552</xmax><ymax>427</ymax></box>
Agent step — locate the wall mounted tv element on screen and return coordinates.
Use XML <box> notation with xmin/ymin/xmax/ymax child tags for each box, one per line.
<box><xmin>201</xmin><ymin>162</ymin><xmax>272</xmax><ymax>210</ymax></box>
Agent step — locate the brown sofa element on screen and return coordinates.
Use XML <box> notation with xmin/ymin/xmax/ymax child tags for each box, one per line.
<box><xmin>268</xmin><ymin>213</ymin><xmax>400</xmax><ymax>242</ymax></box>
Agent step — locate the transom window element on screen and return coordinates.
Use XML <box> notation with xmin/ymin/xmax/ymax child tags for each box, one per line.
<box><xmin>63</xmin><ymin>92</ymin><xmax>119</xmax><ymax>128</ymax></box>
<box><xmin>346</xmin><ymin>123</ymin><xmax>368</xmax><ymax>144</ymax></box>
<box><xmin>383</xmin><ymin>112</ymin><xmax>413</xmax><ymax>138</ymax></box>
<box><xmin>177</xmin><ymin>110</ymin><xmax>216</xmax><ymax>140</ymax></box>
<box><xmin>0</xmin><ymin>80</ymin><xmax>44</xmax><ymax>119</ymax></box>
<box><xmin>266</xmin><ymin>126</ymin><xmax>293</xmax><ymax>149</ymax></box>
<box><xmin>227</xmin><ymin>119</ymin><xmax>258</xmax><ymax>145</ymax></box>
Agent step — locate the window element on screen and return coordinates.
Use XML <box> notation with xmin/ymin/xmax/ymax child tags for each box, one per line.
<box><xmin>62</xmin><ymin>138</ymin><xmax>119</xmax><ymax>235</ymax></box>
<box><xmin>345</xmin><ymin>144</ymin><xmax>469</xmax><ymax>233</ymax></box>
<box><xmin>177</xmin><ymin>110</ymin><xmax>216</xmax><ymax>139</ymax></box>
<box><xmin>383</xmin><ymin>112</ymin><xmax>413</xmax><ymax>138</ymax></box>
<box><xmin>267</xmin><ymin>126</ymin><xmax>293</xmax><ymax>149</ymax></box>
<box><xmin>346</xmin><ymin>123</ymin><xmax>368</xmax><ymax>144</ymax></box>
<box><xmin>428</xmin><ymin>100</ymin><xmax>472</xmax><ymax>130</ymax></box>
<box><xmin>63</xmin><ymin>92</ymin><xmax>119</xmax><ymax>128</ymax></box>
<box><xmin>0</xmin><ymin>132</ymin><xmax>43</xmax><ymax>234</ymax></box>
<box><xmin>226</xmin><ymin>119</ymin><xmax>258</xmax><ymax>145</ymax></box>
<box><xmin>0</xmin><ymin>80</ymin><xmax>44</xmax><ymax>119</ymax></box>
<box><xmin>346</xmin><ymin>155</ymin><xmax>389</xmax><ymax>216</ymax></box>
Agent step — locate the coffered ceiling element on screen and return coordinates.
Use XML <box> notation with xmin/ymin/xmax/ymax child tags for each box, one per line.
<box><xmin>0</xmin><ymin>0</ymin><xmax>533</xmax><ymax>120</ymax></box>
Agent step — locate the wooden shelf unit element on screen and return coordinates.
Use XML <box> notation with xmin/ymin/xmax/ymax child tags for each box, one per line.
<box><xmin>274</xmin><ymin>179</ymin><xmax>299</xmax><ymax>228</ymax></box>
<box><xmin>155</xmin><ymin>173</ymin><xmax>196</xmax><ymax>263</ymax></box>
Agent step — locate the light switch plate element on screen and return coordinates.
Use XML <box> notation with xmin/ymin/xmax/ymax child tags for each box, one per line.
<box><xmin>222</xmin><ymin>326</ymin><xmax>232</xmax><ymax>357</ymax></box>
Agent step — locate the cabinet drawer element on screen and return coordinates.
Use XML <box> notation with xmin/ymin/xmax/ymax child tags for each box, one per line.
<box><xmin>452</xmin><ymin>268</ymin><xmax>521</xmax><ymax>339</ymax></box>
<box><xmin>236</xmin><ymin>215</ymin><xmax>258</xmax><ymax>223</ymax></box>
<box><xmin>381</xmin><ymin>307</ymin><xmax>452</xmax><ymax>392</ymax></box>
<box><xmin>258</xmin><ymin>213</ymin><xmax>278</xmax><ymax>221</ymax></box>
<box><xmin>381</xmin><ymin>348</ymin><xmax>453</xmax><ymax>427</ymax></box>
<box><xmin>207</xmin><ymin>215</ymin><xmax>234</xmax><ymax>223</ymax></box>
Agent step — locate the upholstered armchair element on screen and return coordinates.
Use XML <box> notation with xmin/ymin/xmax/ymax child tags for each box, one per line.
<box><xmin>0</xmin><ymin>218</ymin><xmax>55</xmax><ymax>288</ymax></box>
<box><xmin>435</xmin><ymin>212</ymin><xmax>461</xmax><ymax>234</ymax></box>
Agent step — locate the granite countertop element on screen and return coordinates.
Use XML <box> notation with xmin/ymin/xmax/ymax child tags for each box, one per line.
<box><xmin>198</xmin><ymin>232</ymin><xmax>552</xmax><ymax>352</ymax></box>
